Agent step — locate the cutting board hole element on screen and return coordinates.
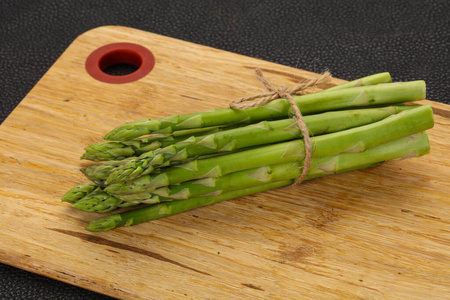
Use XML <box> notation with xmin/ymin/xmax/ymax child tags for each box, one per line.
<box><xmin>85</xmin><ymin>43</ymin><xmax>155</xmax><ymax>84</ymax></box>
<box><xmin>102</xmin><ymin>63</ymin><xmax>139</xmax><ymax>76</ymax></box>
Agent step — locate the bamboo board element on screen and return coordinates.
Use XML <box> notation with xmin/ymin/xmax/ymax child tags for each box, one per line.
<box><xmin>0</xmin><ymin>26</ymin><xmax>449</xmax><ymax>299</ymax></box>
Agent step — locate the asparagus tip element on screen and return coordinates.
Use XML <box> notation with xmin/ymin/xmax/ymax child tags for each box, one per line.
<box><xmin>80</xmin><ymin>153</ymin><xmax>97</xmax><ymax>161</ymax></box>
<box><xmin>86</xmin><ymin>215</ymin><xmax>122</xmax><ymax>232</ymax></box>
<box><xmin>61</xmin><ymin>183</ymin><xmax>96</xmax><ymax>203</ymax></box>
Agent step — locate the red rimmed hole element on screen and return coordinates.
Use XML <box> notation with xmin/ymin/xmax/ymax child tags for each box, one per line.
<box><xmin>85</xmin><ymin>43</ymin><xmax>155</xmax><ymax>84</ymax></box>
<box><xmin>100</xmin><ymin>49</ymin><xmax>141</xmax><ymax>76</ymax></box>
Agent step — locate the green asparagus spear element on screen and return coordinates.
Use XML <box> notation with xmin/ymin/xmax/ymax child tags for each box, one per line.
<box><xmin>104</xmin><ymin>80</ymin><xmax>423</xmax><ymax>141</ymax></box>
<box><xmin>81</xmin><ymin>124</ymin><xmax>238</xmax><ymax>161</ymax></box>
<box><xmin>81</xmin><ymin>139</ymin><xmax>162</xmax><ymax>162</ymax></box>
<box><xmin>85</xmin><ymin>130</ymin><xmax>430</xmax><ymax>231</ymax></box>
<box><xmin>105</xmin><ymin>105</ymin><xmax>433</xmax><ymax>198</ymax></box>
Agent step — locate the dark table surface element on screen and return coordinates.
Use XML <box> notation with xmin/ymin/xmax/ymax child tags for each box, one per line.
<box><xmin>1</xmin><ymin>1</ymin><xmax>449</xmax><ymax>299</ymax></box>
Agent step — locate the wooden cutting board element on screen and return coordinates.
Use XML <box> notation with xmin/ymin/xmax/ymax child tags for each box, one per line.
<box><xmin>0</xmin><ymin>26</ymin><xmax>449</xmax><ymax>299</ymax></box>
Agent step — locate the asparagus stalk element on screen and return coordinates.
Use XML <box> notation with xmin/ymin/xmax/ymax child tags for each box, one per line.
<box><xmin>80</xmin><ymin>150</ymin><xmax>232</xmax><ymax>184</ymax></box>
<box><xmin>105</xmin><ymin>105</ymin><xmax>433</xmax><ymax>198</ymax></box>
<box><xmin>86</xmin><ymin>105</ymin><xmax>416</xmax><ymax>183</ymax></box>
<box><xmin>81</xmin><ymin>138</ymin><xmax>162</xmax><ymax>162</ymax></box>
<box><xmin>104</xmin><ymin>80</ymin><xmax>423</xmax><ymax>141</ymax></box>
<box><xmin>81</xmin><ymin>124</ymin><xmax>236</xmax><ymax>161</ymax></box>
<box><xmin>325</xmin><ymin>72</ymin><xmax>391</xmax><ymax>91</ymax></box>
<box><xmin>85</xmin><ymin>130</ymin><xmax>430</xmax><ymax>231</ymax></box>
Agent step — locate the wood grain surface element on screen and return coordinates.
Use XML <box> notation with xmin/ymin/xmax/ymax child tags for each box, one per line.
<box><xmin>0</xmin><ymin>26</ymin><xmax>449</xmax><ymax>299</ymax></box>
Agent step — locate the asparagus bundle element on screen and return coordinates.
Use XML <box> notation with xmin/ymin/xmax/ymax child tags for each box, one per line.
<box><xmin>71</xmin><ymin>131</ymin><xmax>429</xmax><ymax>216</ymax></box>
<box><xmin>85</xmin><ymin>131</ymin><xmax>431</xmax><ymax>231</ymax></box>
<box><xmin>80</xmin><ymin>79</ymin><xmax>425</xmax><ymax>184</ymax></box>
<box><xmin>82</xmin><ymin>105</ymin><xmax>416</xmax><ymax>184</ymax></box>
<box><xmin>62</xmin><ymin>72</ymin><xmax>434</xmax><ymax>232</ymax></box>
<box><xmin>102</xmin><ymin>105</ymin><xmax>433</xmax><ymax>199</ymax></box>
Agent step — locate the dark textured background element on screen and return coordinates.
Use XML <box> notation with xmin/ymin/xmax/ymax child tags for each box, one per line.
<box><xmin>1</xmin><ymin>0</ymin><xmax>448</xmax><ymax>298</ymax></box>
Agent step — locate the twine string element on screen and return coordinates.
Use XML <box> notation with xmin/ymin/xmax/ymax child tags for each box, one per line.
<box><xmin>229</xmin><ymin>68</ymin><xmax>332</xmax><ymax>185</ymax></box>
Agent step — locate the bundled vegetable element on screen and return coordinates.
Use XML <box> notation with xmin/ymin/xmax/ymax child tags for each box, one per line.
<box><xmin>62</xmin><ymin>72</ymin><xmax>434</xmax><ymax>232</ymax></box>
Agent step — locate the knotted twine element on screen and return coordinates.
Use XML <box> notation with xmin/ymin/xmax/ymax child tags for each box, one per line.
<box><xmin>229</xmin><ymin>68</ymin><xmax>332</xmax><ymax>185</ymax></box>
